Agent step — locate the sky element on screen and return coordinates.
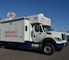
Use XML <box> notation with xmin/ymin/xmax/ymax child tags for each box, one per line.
<box><xmin>0</xmin><ymin>0</ymin><xmax>69</xmax><ymax>31</ymax></box>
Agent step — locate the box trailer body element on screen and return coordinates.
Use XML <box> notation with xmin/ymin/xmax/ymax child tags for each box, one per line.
<box><xmin>0</xmin><ymin>19</ymin><xmax>31</xmax><ymax>43</ymax></box>
<box><xmin>0</xmin><ymin>13</ymin><xmax>67</xmax><ymax>55</ymax></box>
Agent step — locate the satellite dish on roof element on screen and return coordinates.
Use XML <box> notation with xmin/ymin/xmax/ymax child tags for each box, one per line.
<box><xmin>7</xmin><ymin>12</ymin><xmax>16</xmax><ymax>19</ymax></box>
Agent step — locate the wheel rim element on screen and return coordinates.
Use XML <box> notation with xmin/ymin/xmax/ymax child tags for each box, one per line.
<box><xmin>44</xmin><ymin>46</ymin><xmax>52</xmax><ymax>54</ymax></box>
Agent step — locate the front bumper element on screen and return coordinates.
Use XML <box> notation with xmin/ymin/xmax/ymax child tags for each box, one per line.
<box><xmin>56</xmin><ymin>43</ymin><xmax>67</xmax><ymax>49</ymax></box>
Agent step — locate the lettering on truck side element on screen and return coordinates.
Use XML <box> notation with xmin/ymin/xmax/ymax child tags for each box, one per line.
<box><xmin>40</xmin><ymin>18</ymin><xmax>50</xmax><ymax>25</ymax></box>
<box><xmin>4</xmin><ymin>31</ymin><xmax>18</xmax><ymax>37</ymax></box>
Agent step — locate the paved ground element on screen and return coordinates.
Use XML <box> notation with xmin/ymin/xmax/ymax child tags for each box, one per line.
<box><xmin>0</xmin><ymin>42</ymin><xmax>69</xmax><ymax>60</ymax></box>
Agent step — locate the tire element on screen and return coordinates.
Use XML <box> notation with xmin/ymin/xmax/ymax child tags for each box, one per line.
<box><xmin>42</xmin><ymin>43</ymin><xmax>55</xmax><ymax>55</ymax></box>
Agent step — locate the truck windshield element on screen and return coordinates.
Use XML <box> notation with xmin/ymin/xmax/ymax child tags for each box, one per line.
<box><xmin>43</xmin><ymin>26</ymin><xmax>53</xmax><ymax>32</ymax></box>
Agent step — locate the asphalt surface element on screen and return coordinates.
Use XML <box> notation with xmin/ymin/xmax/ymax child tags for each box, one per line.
<box><xmin>0</xmin><ymin>42</ymin><xmax>69</xmax><ymax>60</ymax></box>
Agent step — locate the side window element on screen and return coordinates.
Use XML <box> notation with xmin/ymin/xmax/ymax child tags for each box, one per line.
<box><xmin>35</xmin><ymin>25</ymin><xmax>42</xmax><ymax>32</ymax></box>
<box><xmin>25</xmin><ymin>26</ymin><xmax>27</xmax><ymax>31</ymax></box>
<box><xmin>40</xmin><ymin>26</ymin><xmax>42</xmax><ymax>32</ymax></box>
<box><xmin>35</xmin><ymin>25</ymin><xmax>39</xmax><ymax>32</ymax></box>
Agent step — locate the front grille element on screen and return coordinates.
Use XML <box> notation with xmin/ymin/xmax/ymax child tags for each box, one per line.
<box><xmin>62</xmin><ymin>34</ymin><xmax>66</xmax><ymax>40</ymax></box>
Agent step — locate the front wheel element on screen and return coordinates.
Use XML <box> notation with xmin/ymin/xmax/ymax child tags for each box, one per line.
<box><xmin>42</xmin><ymin>43</ymin><xmax>55</xmax><ymax>55</ymax></box>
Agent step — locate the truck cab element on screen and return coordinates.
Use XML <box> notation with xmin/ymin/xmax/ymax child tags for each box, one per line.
<box><xmin>26</xmin><ymin>13</ymin><xmax>67</xmax><ymax>55</ymax></box>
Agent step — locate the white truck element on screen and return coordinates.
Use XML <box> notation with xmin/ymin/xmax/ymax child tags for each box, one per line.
<box><xmin>0</xmin><ymin>13</ymin><xmax>67</xmax><ymax>55</ymax></box>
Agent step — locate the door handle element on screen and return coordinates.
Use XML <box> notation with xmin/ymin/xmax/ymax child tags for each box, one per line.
<box><xmin>34</xmin><ymin>35</ymin><xmax>37</xmax><ymax>37</ymax></box>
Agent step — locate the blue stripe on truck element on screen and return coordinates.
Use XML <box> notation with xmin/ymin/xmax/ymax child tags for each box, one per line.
<box><xmin>18</xmin><ymin>42</ymin><xmax>32</xmax><ymax>50</ymax></box>
<box><xmin>0</xmin><ymin>42</ymin><xmax>4</xmax><ymax>47</ymax></box>
<box><xmin>0</xmin><ymin>41</ymin><xmax>32</xmax><ymax>50</ymax></box>
<box><xmin>56</xmin><ymin>43</ymin><xmax>67</xmax><ymax>48</ymax></box>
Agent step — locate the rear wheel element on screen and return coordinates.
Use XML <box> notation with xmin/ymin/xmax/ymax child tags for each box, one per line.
<box><xmin>42</xmin><ymin>43</ymin><xmax>55</xmax><ymax>55</ymax></box>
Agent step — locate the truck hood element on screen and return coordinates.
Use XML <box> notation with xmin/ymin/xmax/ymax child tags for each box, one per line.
<box><xmin>46</xmin><ymin>31</ymin><xmax>66</xmax><ymax>40</ymax></box>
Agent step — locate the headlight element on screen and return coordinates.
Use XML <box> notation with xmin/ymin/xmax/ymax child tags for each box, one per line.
<box><xmin>55</xmin><ymin>37</ymin><xmax>62</xmax><ymax>41</ymax></box>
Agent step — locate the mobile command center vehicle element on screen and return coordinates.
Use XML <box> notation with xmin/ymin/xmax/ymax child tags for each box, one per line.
<box><xmin>0</xmin><ymin>13</ymin><xmax>67</xmax><ymax>55</ymax></box>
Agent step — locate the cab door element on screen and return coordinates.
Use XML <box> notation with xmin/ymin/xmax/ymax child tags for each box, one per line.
<box><xmin>32</xmin><ymin>24</ymin><xmax>44</xmax><ymax>42</ymax></box>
